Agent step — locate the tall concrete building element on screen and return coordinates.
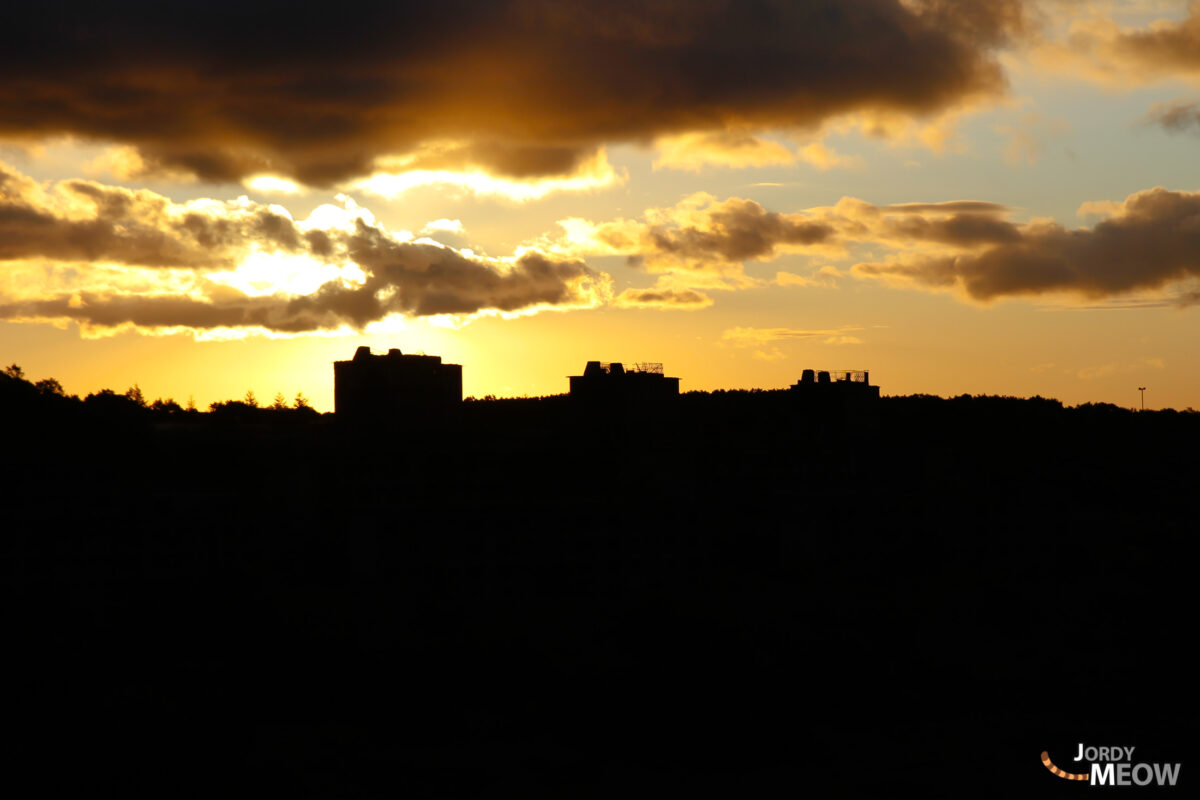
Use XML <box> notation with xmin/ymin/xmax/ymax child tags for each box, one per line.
<box><xmin>334</xmin><ymin>346</ymin><xmax>462</xmax><ymax>417</ymax></box>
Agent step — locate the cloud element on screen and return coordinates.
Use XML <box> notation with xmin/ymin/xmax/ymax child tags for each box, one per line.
<box><xmin>775</xmin><ymin>266</ymin><xmax>843</xmax><ymax>287</ymax></box>
<box><xmin>874</xmin><ymin>208</ymin><xmax>1021</xmax><ymax>247</ymax></box>
<box><xmin>994</xmin><ymin>113</ymin><xmax>1070</xmax><ymax>166</ymax></box>
<box><xmin>0</xmin><ymin>161</ymin><xmax>607</xmax><ymax>334</ymax></box>
<box><xmin>883</xmin><ymin>201</ymin><xmax>1011</xmax><ymax>214</ymax></box>
<box><xmin>640</xmin><ymin>197</ymin><xmax>834</xmax><ymax>265</ymax></box>
<box><xmin>0</xmin><ymin>242</ymin><xmax>606</xmax><ymax>335</ymax></box>
<box><xmin>1076</xmin><ymin>199</ymin><xmax>1124</xmax><ymax>219</ymax></box>
<box><xmin>653</xmin><ymin>131</ymin><xmax>796</xmax><ymax>171</ymax></box>
<box><xmin>538</xmin><ymin>192</ymin><xmax>1024</xmax><ymax>300</ymax></box>
<box><xmin>721</xmin><ymin>324</ymin><xmax>865</xmax><ymax>361</ymax></box>
<box><xmin>421</xmin><ymin>219</ymin><xmax>466</xmax><ymax>235</ymax></box>
<box><xmin>1073</xmin><ymin>356</ymin><xmax>1164</xmax><ymax>380</ymax></box>
<box><xmin>350</xmin><ymin>146</ymin><xmax>623</xmax><ymax>201</ymax></box>
<box><xmin>243</xmin><ymin>175</ymin><xmax>306</xmax><ymax>195</ymax></box>
<box><xmin>852</xmin><ymin>186</ymin><xmax>1200</xmax><ymax>301</ymax></box>
<box><xmin>547</xmin><ymin>193</ymin><xmax>837</xmax><ymax>277</ymax></box>
<box><xmin>0</xmin><ymin>0</ymin><xmax>1026</xmax><ymax>186</ymax></box>
<box><xmin>613</xmin><ymin>286</ymin><xmax>713</xmax><ymax>310</ymax></box>
<box><xmin>0</xmin><ymin>163</ymin><xmax>302</xmax><ymax>268</ymax></box>
<box><xmin>1098</xmin><ymin>3</ymin><xmax>1200</xmax><ymax>75</ymax></box>
<box><xmin>1033</xmin><ymin>3</ymin><xmax>1200</xmax><ymax>86</ymax></box>
<box><xmin>796</xmin><ymin>142</ymin><xmax>866</xmax><ymax>171</ymax></box>
<box><xmin>1144</xmin><ymin>97</ymin><xmax>1200</xmax><ymax>135</ymax></box>
<box><xmin>1076</xmin><ymin>362</ymin><xmax>1119</xmax><ymax>380</ymax></box>
<box><xmin>721</xmin><ymin>326</ymin><xmax>864</xmax><ymax>346</ymax></box>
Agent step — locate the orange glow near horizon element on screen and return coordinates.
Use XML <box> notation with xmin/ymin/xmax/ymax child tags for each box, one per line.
<box><xmin>5</xmin><ymin>4</ymin><xmax>1200</xmax><ymax>413</ymax></box>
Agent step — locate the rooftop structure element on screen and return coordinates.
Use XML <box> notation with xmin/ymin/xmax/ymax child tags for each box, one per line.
<box><xmin>790</xmin><ymin>369</ymin><xmax>880</xmax><ymax>400</ymax></box>
<box><xmin>789</xmin><ymin>369</ymin><xmax>881</xmax><ymax>429</ymax></box>
<box><xmin>334</xmin><ymin>346</ymin><xmax>462</xmax><ymax>417</ymax></box>
<box><xmin>569</xmin><ymin>361</ymin><xmax>680</xmax><ymax>403</ymax></box>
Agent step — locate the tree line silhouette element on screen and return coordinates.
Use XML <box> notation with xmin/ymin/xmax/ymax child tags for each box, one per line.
<box><xmin>4</xmin><ymin>359</ymin><xmax>1195</xmax><ymax>797</ymax></box>
<box><xmin>5</xmin><ymin>361</ymin><xmax>1192</xmax><ymax>424</ymax></box>
<box><xmin>2</xmin><ymin>362</ymin><xmax>317</xmax><ymax>421</ymax></box>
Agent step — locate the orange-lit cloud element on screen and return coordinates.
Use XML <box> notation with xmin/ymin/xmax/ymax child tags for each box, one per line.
<box><xmin>537</xmin><ymin>193</ymin><xmax>1026</xmax><ymax>303</ymax></box>
<box><xmin>0</xmin><ymin>245</ymin><xmax>607</xmax><ymax>336</ymax></box>
<box><xmin>613</xmin><ymin>285</ymin><xmax>714</xmax><ymax>310</ymax></box>
<box><xmin>350</xmin><ymin>147</ymin><xmax>623</xmax><ymax>201</ymax></box>
<box><xmin>721</xmin><ymin>326</ymin><xmax>865</xmax><ymax>346</ymax></box>
<box><xmin>1084</xmin><ymin>2</ymin><xmax>1200</xmax><ymax>76</ymax></box>
<box><xmin>775</xmin><ymin>266</ymin><xmax>843</xmax><ymax>287</ymax></box>
<box><xmin>546</xmin><ymin>194</ymin><xmax>837</xmax><ymax>276</ymax></box>
<box><xmin>0</xmin><ymin>163</ymin><xmax>306</xmax><ymax>268</ymax></box>
<box><xmin>721</xmin><ymin>325</ymin><xmax>864</xmax><ymax>360</ymax></box>
<box><xmin>797</xmin><ymin>141</ymin><xmax>867</xmax><ymax>171</ymax></box>
<box><xmin>0</xmin><ymin>0</ymin><xmax>1027</xmax><ymax>186</ymax></box>
<box><xmin>547</xmin><ymin>195</ymin><xmax>1019</xmax><ymax>266</ymax></box>
<box><xmin>545</xmin><ymin>186</ymin><xmax>1200</xmax><ymax>308</ymax></box>
<box><xmin>1031</xmin><ymin>2</ymin><xmax>1200</xmax><ymax>87</ymax></box>
<box><xmin>0</xmin><ymin>162</ymin><xmax>607</xmax><ymax>334</ymax></box>
<box><xmin>853</xmin><ymin>186</ymin><xmax>1200</xmax><ymax>302</ymax></box>
<box><xmin>653</xmin><ymin>131</ymin><xmax>796</xmax><ymax>171</ymax></box>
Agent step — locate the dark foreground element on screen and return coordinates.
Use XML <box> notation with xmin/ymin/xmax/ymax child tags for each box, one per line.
<box><xmin>5</xmin><ymin>389</ymin><xmax>1194</xmax><ymax>796</ymax></box>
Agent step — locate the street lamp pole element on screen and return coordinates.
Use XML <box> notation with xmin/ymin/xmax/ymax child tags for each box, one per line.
<box><xmin>1138</xmin><ymin>387</ymin><xmax>1146</xmax><ymax>411</ymax></box>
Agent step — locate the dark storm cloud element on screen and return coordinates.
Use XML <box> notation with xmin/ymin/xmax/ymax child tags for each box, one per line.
<box><xmin>854</xmin><ymin>187</ymin><xmax>1200</xmax><ymax>300</ymax></box>
<box><xmin>0</xmin><ymin>0</ymin><xmax>1026</xmax><ymax>185</ymax></box>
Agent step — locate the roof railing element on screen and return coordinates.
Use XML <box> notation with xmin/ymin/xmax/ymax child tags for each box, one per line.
<box><xmin>600</xmin><ymin>362</ymin><xmax>664</xmax><ymax>374</ymax></box>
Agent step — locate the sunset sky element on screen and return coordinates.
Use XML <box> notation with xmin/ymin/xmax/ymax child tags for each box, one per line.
<box><xmin>6</xmin><ymin>0</ymin><xmax>1200</xmax><ymax>410</ymax></box>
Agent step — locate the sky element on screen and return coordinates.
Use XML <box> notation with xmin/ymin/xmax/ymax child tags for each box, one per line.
<box><xmin>5</xmin><ymin>0</ymin><xmax>1200</xmax><ymax>410</ymax></box>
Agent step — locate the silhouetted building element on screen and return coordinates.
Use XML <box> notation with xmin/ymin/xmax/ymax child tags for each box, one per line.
<box><xmin>790</xmin><ymin>369</ymin><xmax>879</xmax><ymax>399</ymax></box>
<box><xmin>334</xmin><ymin>346</ymin><xmax>462</xmax><ymax>417</ymax></box>
<box><xmin>569</xmin><ymin>361</ymin><xmax>680</xmax><ymax>403</ymax></box>
<box><xmin>789</xmin><ymin>369</ymin><xmax>880</xmax><ymax>427</ymax></box>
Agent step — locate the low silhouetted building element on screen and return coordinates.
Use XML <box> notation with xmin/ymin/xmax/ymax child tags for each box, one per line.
<box><xmin>790</xmin><ymin>369</ymin><xmax>879</xmax><ymax>399</ymax></box>
<box><xmin>334</xmin><ymin>346</ymin><xmax>462</xmax><ymax>417</ymax></box>
<box><xmin>789</xmin><ymin>369</ymin><xmax>880</xmax><ymax>427</ymax></box>
<box><xmin>569</xmin><ymin>361</ymin><xmax>680</xmax><ymax>403</ymax></box>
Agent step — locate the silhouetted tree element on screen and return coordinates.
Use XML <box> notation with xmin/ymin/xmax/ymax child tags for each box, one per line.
<box><xmin>34</xmin><ymin>378</ymin><xmax>65</xmax><ymax>396</ymax></box>
<box><xmin>272</xmin><ymin>392</ymin><xmax>288</xmax><ymax>411</ymax></box>
<box><xmin>244</xmin><ymin>390</ymin><xmax>258</xmax><ymax>407</ymax></box>
<box><xmin>84</xmin><ymin>388</ymin><xmax>146</xmax><ymax>421</ymax></box>
<box><xmin>125</xmin><ymin>384</ymin><xmax>147</xmax><ymax>407</ymax></box>
<box><xmin>294</xmin><ymin>392</ymin><xmax>311</xmax><ymax>410</ymax></box>
<box><xmin>208</xmin><ymin>398</ymin><xmax>263</xmax><ymax>423</ymax></box>
<box><xmin>4</xmin><ymin>364</ymin><xmax>24</xmax><ymax>380</ymax></box>
<box><xmin>151</xmin><ymin>397</ymin><xmax>183</xmax><ymax>415</ymax></box>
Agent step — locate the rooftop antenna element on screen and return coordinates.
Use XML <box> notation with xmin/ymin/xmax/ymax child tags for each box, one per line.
<box><xmin>1138</xmin><ymin>387</ymin><xmax>1146</xmax><ymax>411</ymax></box>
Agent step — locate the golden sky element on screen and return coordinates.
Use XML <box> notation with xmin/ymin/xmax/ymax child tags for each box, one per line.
<box><xmin>5</xmin><ymin>0</ymin><xmax>1200</xmax><ymax>410</ymax></box>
